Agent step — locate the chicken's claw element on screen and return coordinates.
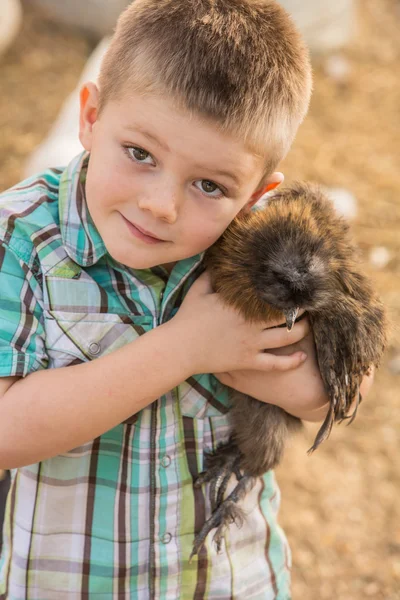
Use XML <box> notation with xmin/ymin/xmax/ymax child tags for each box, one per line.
<box><xmin>194</xmin><ymin>440</ymin><xmax>241</xmax><ymax>509</ymax></box>
<box><xmin>190</xmin><ymin>440</ymin><xmax>255</xmax><ymax>560</ymax></box>
<box><xmin>190</xmin><ymin>474</ymin><xmax>253</xmax><ymax>561</ymax></box>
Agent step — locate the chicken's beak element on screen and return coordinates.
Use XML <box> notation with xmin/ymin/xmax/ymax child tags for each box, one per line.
<box><xmin>284</xmin><ymin>307</ymin><xmax>300</xmax><ymax>332</ymax></box>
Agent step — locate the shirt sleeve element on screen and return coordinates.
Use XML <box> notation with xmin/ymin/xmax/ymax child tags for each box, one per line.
<box><xmin>0</xmin><ymin>242</ymin><xmax>48</xmax><ymax>377</ymax></box>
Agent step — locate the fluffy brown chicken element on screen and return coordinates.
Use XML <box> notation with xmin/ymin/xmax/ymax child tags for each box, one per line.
<box><xmin>190</xmin><ymin>182</ymin><xmax>387</xmax><ymax>558</ymax></box>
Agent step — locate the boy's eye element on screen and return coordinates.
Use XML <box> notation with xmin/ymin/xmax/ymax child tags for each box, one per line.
<box><xmin>194</xmin><ymin>179</ymin><xmax>223</xmax><ymax>197</ymax></box>
<box><xmin>126</xmin><ymin>146</ymin><xmax>154</xmax><ymax>164</ymax></box>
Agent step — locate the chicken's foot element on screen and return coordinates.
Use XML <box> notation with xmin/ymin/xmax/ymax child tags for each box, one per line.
<box><xmin>190</xmin><ymin>440</ymin><xmax>255</xmax><ymax>560</ymax></box>
<box><xmin>190</xmin><ymin>472</ymin><xmax>254</xmax><ymax>559</ymax></box>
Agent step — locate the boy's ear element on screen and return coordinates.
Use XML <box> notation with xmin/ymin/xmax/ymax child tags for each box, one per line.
<box><xmin>79</xmin><ymin>82</ymin><xmax>100</xmax><ymax>151</ymax></box>
<box><xmin>241</xmin><ymin>172</ymin><xmax>284</xmax><ymax>214</ymax></box>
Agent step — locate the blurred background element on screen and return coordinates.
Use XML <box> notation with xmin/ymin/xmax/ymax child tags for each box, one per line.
<box><xmin>0</xmin><ymin>1</ymin><xmax>399</xmax><ymax>598</ymax></box>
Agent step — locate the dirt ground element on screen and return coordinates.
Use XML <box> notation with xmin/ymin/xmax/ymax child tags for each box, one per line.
<box><xmin>0</xmin><ymin>1</ymin><xmax>399</xmax><ymax>598</ymax></box>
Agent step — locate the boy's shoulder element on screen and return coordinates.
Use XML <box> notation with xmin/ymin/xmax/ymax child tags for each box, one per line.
<box><xmin>0</xmin><ymin>166</ymin><xmax>64</xmax><ymax>263</ymax></box>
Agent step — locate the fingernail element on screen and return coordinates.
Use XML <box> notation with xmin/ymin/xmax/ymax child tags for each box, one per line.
<box><xmin>300</xmin><ymin>352</ymin><xmax>307</xmax><ymax>360</ymax></box>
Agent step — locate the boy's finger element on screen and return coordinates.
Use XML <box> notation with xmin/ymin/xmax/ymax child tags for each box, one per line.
<box><xmin>258</xmin><ymin>351</ymin><xmax>307</xmax><ymax>371</ymax></box>
<box><xmin>260</xmin><ymin>318</ymin><xmax>310</xmax><ymax>349</ymax></box>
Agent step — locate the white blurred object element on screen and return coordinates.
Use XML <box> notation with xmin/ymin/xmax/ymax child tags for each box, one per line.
<box><xmin>388</xmin><ymin>355</ymin><xmax>400</xmax><ymax>375</ymax></box>
<box><xmin>369</xmin><ymin>247</ymin><xmax>391</xmax><ymax>270</ymax></box>
<box><xmin>29</xmin><ymin>0</ymin><xmax>131</xmax><ymax>38</ymax></box>
<box><xmin>29</xmin><ymin>0</ymin><xmax>355</xmax><ymax>50</ymax></box>
<box><xmin>24</xmin><ymin>37</ymin><xmax>111</xmax><ymax>177</ymax></box>
<box><xmin>0</xmin><ymin>0</ymin><xmax>22</xmax><ymax>56</ymax></box>
<box><xmin>279</xmin><ymin>0</ymin><xmax>355</xmax><ymax>54</ymax></box>
<box><xmin>259</xmin><ymin>186</ymin><xmax>358</xmax><ymax>219</ymax></box>
<box><xmin>324</xmin><ymin>187</ymin><xmax>358</xmax><ymax>220</ymax></box>
<box><xmin>324</xmin><ymin>54</ymin><xmax>352</xmax><ymax>83</ymax></box>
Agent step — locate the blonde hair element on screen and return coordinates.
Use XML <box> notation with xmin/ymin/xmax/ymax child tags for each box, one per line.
<box><xmin>98</xmin><ymin>0</ymin><xmax>312</xmax><ymax>176</ymax></box>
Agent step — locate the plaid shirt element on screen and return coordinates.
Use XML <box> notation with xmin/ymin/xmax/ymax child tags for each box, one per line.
<box><xmin>0</xmin><ymin>152</ymin><xmax>291</xmax><ymax>599</ymax></box>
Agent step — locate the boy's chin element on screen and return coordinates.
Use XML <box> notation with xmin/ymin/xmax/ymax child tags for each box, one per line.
<box><xmin>107</xmin><ymin>246</ymin><xmax>200</xmax><ymax>271</ymax></box>
<box><xmin>109</xmin><ymin>254</ymin><xmax>173</xmax><ymax>271</ymax></box>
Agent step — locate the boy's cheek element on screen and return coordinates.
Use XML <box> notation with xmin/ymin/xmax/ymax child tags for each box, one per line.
<box><xmin>183</xmin><ymin>224</ymin><xmax>226</xmax><ymax>254</ymax></box>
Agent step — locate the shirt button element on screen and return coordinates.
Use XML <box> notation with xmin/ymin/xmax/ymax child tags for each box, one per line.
<box><xmin>160</xmin><ymin>532</ymin><xmax>172</xmax><ymax>544</ymax></box>
<box><xmin>160</xmin><ymin>455</ymin><xmax>171</xmax><ymax>468</ymax></box>
<box><xmin>88</xmin><ymin>342</ymin><xmax>101</xmax><ymax>355</ymax></box>
<box><xmin>160</xmin><ymin>291</ymin><xmax>164</xmax><ymax>301</ymax></box>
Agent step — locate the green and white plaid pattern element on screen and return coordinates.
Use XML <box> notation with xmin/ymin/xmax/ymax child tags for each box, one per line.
<box><xmin>0</xmin><ymin>152</ymin><xmax>291</xmax><ymax>599</ymax></box>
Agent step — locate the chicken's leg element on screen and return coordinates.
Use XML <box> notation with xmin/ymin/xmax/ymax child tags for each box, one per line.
<box><xmin>190</xmin><ymin>439</ymin><xmax>255</xmax><ymax>559</ymax></box>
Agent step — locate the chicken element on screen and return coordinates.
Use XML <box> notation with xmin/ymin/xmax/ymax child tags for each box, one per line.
<box><xmin>190</xmin><ymin>182</ymin><xmax>387</xmax><ymax>559</ymax></box>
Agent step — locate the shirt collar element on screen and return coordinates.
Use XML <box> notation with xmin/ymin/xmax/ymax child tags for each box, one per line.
<box><xmin>59</xmin><ymin>151</ymin><xmax>108</xmax><ymax>267</ymax></box>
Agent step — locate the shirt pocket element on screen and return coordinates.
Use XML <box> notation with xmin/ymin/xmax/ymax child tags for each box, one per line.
<box><xmin>178</xmin><ymin>372</ymin><xmax>233</xmax><ymax>419</ymax></box>
<box><xmin>44</xmin><ymin>309</ymin><xmax>153</xmax><ymax>368</ymax></box>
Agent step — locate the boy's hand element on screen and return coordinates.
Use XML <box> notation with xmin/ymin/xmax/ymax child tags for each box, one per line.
<box><xmin>173</xmin><ymin>271</ymin><xmax>308</xmax><ymax>375</ymax></box>
<box><xmin>215</xmin><ymin>329</ymin><xmax>375</xmax><ymax>423</ymax></box>
<box><xmin>214</xmin><ymin>327</ymin><xmax>331</xmax><ymax>421</ymax></box>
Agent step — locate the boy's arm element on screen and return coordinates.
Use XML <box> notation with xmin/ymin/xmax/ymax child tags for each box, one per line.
<box><xmin>0</xmin><ymin>321</ymin><xmax>195</xmax><ymax>469</ymax></box>
<box><xmin>215</xmin><ymin>329</ymin><xmax>375</xmax><ymax>422</ymax></box>
<box><xmin>0</xmin><ymin>273</ymin><xmax>307</xmax><ymax>469</ymax></box>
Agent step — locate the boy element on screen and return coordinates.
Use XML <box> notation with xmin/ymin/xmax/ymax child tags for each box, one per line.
<box><xmin>0</xmin><ymin>1</ymin><xmax>373</xmax><ymax>598</ymax></box>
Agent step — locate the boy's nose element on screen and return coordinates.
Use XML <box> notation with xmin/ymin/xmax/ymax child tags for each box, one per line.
<box><xmin>137</xmin><ymin>182</ymin><xmax>180</xmax><ymax>224</ymax></box>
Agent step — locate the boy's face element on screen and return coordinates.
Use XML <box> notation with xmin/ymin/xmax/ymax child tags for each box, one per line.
<box><xmin>79</xmin><ymin>83</ymin><xmax>283</xmax><ymax>271</ymax></box>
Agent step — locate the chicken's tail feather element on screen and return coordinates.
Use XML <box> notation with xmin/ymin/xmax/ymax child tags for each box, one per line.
<box><xmin>307</xmin><ymin>403</ymin><xmax>335</xmax><ymax>454</ymax></box>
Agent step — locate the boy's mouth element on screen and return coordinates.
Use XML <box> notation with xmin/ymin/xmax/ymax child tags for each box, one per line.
<box><xmin>121</xmin><ymin>215</ymin><xmax>167</xmax><ymax>244</ymax></box>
